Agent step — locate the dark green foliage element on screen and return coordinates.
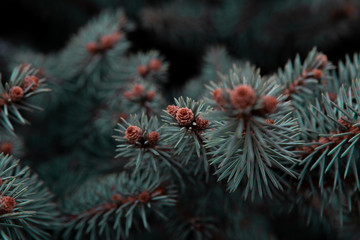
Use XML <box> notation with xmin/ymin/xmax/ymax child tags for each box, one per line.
<box><xmin>36</xmin><ymin>154</ymin><xmax>95</xmax><ymax>200</ymax></box>
<box><xmin>165</xmin><ymin>183</ymin><xmax>225</xmax><ymax>240</ymax></box>
<box><xmin>162</xmin><ymin>97</ymin><xmax>212</xmax><ymax>179</ymax></box>
<box><xmin>0</xmin><ymin>154</ymin><xmax>59</xmax><ymax>240</ymax></box>
<box><xmin>205</xmin><ymin>65</ymin><xmax>301</xmax><ymax>198</ymax></box>
<box><xmin>117</xmin><ymin>51</ymin><xmax>169</xmax><ymax>86</ymax></box>
<box><xmin>0</xmin><ymin>65</ymin><xmax>50</xmax><ymax>134</ymax></box>
<box><xmin>61</xmin><ymin>171</ymin><xmax>177</xmax><ymax>240</ymax></box>
<box><xmin>297</xmin><ymin>81</ymin><xmax>360</xmax><ymax>219</ymax></box>
<box><xmin>226</xmin><ymin>204</ymin><xmax>278</xmax><ymax>240</ymax></box>
<box><xmin>273</xmin><ymin>48</ymin><xmax>335</xmax><ymax>111</ymax></box>
<box><xmin>116</xmin><ymin>78</ymin><xmax>165</xmax><ymax>116</ymax></box>
<box><xmin>339</xmin><ymin>194</ymin><xmax>360</xmax><ymax>240</ymax></box>
<box><xmin>51</xmin><ymin>9</ymin><xmax>130</xmax><ymax>95</ymax></box>
<box><xmin>336</xmin><ymin>52</ymin><xmax>360</xmax><ymax>87</ymax></box>
<box><xmin>114</xmin><ymin>113</ymin><xmax>175</xmax><ymax>174</ymax></box>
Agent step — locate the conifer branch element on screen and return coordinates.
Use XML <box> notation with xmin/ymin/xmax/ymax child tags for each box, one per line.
<box><xmin>0</xmin><ymin>65</ymin><xmax>50</xmax><ymax>134</ymax></box>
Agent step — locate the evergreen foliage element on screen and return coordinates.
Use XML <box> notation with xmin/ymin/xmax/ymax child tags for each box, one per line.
<box><xmin>205</xmin><ymin>65</ymin><xmax>301</xmax><ymax>197</ymax></box>
<box><xmin>162</xmin><ymin>97</ymin><xmax>211</xmax><ymax>179</ymax></box>
<box><xmin>114</xmin><ymin>113</ymin><xmax>174</xmax><ymax>174</ymax></box>
<box><xmin>2</xmin><ymin>2</ymin><xmax>360</xmax><ymax>240</ymax></box>
<box><xmin>61</xmin><ymin>171</ymin><xmax>176</xmax><ymax>239</ymax></box>
<box><xmin>0</xmin><ymin>65</ymin><xmax>50</xmax><ymax>134</ymax></box>
<box><xmin>0</xmin><ymin>154</ymin><xmax>59</xmax><ymax>240</ymax></box>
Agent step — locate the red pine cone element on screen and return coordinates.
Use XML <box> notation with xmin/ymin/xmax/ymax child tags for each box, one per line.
<box><xmin>176</xmin><ymin>108</ymin><xmax>194</xmax><ymax>126</ymax></box>
<box><xmin>146</xmin><ymin>91</ymin><xmax>155</xmax><ymax>101</ymax></box>
<box><xmin>100</xmin><ymin>34</ymin><xmax>118</xmax><ymax>49</ymax></box>
<box><xmin>0</xmin><ymin>196</ymin><xmax>16</xmax><ymax>214</ymax></box>
<box><xmin>86</xmin><ymin>42</ymin><xmax>98</xmax><ymax>54</ymax></box>
<box><xmin>23</xmin><ymin>75</ymin><xmax>40</xmax><ymax>91</ymax></box>
<box><xmin>167</xmin><ymin>105</ymin><xmax>179</xmax><ymax>117</ymax></box>
<box><xmin>261</xmin><ymin>95</ymin><xmax>278</xmax><ymax>114</ymax></box>
<box><xmin>137</xmin><ymin>65</ymin><xmax>148</xmax><ymax>77</ymax></box>
<box><xmin>132</xmin><ymin>84</ymin><xmax>145</xmax><ymax>97</ymax></box>
<box><xmin>146</xmin><ymin>131</ymin><xmax>159</xmax><ymax>145</ymax></box>
<box><xmin>212</xmin><ymin>88</ymin><xmax>227</xmax><ymax>107</ymax></box>
<box><xmin>148</xmin><ymin>59</ymin><xmax>162</xmax><ymax>71</ymax></box>
<box><xmin>311</xmin><ymin>69</ymin><xmax>323</xmax><ymax>79</ymax></box>
<box><xmin>230</xmin><ymin>85</ymin><xmax>256</xmax><ymax>110</ymax></box>
<box><xmin>195</xmin><ymin>117</ymin><xmax>209</xmax><ymax>130</ymax></box>
<box><xmin>0</xmin><ymin>142</ymin><xmax>13</xmax><ymax>155</ymax></box>
<box><xmin>125</xmin><ymin>126</ymin><xmax>143</xmax><ymax>143</ymax></box>
<box><xmin>9</xmin><ymin>86</ymin><xmax>24</xmax><ymax>102</ymax></box>
<box><xmin>138</xmin><ymin>191</ymin><xmax>151</xmax><ymax>204</ymax></box>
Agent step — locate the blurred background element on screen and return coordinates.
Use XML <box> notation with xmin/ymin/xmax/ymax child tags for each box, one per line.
<box><xmin>1</xmin><ymin>0</ymin><xmax>360</xmax><ymax>88</ymax></box>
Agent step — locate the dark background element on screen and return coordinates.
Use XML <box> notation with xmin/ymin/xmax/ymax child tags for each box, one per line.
<box><xmin>1</xmin><ymin>0</ymin><xmax>360</xmax><ymax>88</ymax></box>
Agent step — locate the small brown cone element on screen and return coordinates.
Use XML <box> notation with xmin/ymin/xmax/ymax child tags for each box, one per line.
<box><xmin>125</xmin><ymin>126</ymin><xmax>143</xmax><ymax>143</ymax></box>
<box><xmin>176</xmin><ymin>108</ymin><xmax>194</xmax><ymax>126</ymax></box>
<box><xmin>138</xmin><ymin>191</ymin><xmax>151</xmax><ymax>204</ymax></box>
<box><xmin>86</xmin><ymin>42</ymin><xmax>98</xmax><ymax>54</ymax></box>
<box><xmin>137</xmin><ymin>65</ymin><xmax>148</xmax><ymax>77</ymax></box>
<box><xmin>261</xmin><ymin>95</ymin><xmax>278</xmax><ymax>114</ymax></box>
<box><xmin>9</xmin><ymin>86</ymin><xmax>24</xmax><ymax>102</ymax></box>
<box><xmin>148</xmin><ymin>59</ymin><xmax>162</xmax><ymax>71</ymax></box>
<box><xmin>229</xmin><ymin>85</ymin><xmax>256</xmax><ymax>109</ymax></box>
<box><xmin>0</xmin><ymin>196</ymin><xmax>16</xmax><ymax>214</ymax></box>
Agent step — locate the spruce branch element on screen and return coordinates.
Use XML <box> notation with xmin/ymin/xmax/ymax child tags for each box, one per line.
<box><xmin>161</xmin><ymin>97</ymin><xmax>212</xmax><ymax>179</ymax></box>
<box><xmin>0</xmin><ymin>64</ymin><xmax>50</xmax><ymax>134</ymax></box>
<box><xmin>164</xmin><ymin>183</ymin><xmax>226</xmax><ymax>240</ymax></box>
<box><xmin>111</xmin><ymin>79</ymin><xmax>164</xmax><ymax>117</ymax></box>
<box><xmin>124</xmin><ymin>51</ymin><xmax>168</xmax><ymax>85</ymax></box>
<box><xmin>102</xmin><ymin>51</ymin><xmax>168</xmax><ymax>107</ymax></box>
<box><xmin>205</xmin><ymin>64</ymin><xmax>301</xmax><ymax>198</ymax></box>
<box><xmin>61</xmin><ymin>171</ymin><xmax>177</xmax><ymax>239</ymax></box>
<box><xmin>298</xmin><ymin>80</ymin><xmax>360</xmax><ymax>198</ymax></box>
<box><xmin>0</xmin><ymin>154</ymin><xmax>59</xmax><ymax>240</ymax></box>
<box><xmin>52</xmin><ymin>9</ymin><xmax>131</xmax><ymax>94</ymax></box>
<box><xmin>274</xmin><ymin>48</ymin><xmax>335</xmax><ymax>111</ymax></box>
<box><xmin>114</xmin><ymin>113</ymin><xmax>178</xmax><ymax>174</ymax></box>
<box><xmin>336</xmin><ymin>52</ymin><xmax>360</xmax><ymax>88</ymax></box>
